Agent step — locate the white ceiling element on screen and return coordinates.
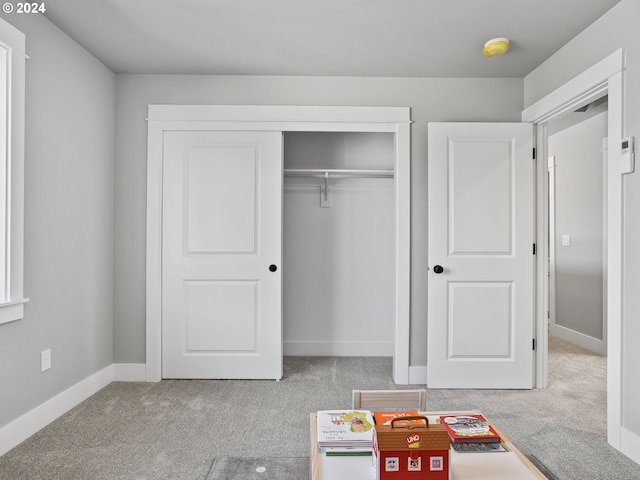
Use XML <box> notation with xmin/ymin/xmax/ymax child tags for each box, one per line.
<box><xmin>43</xmin><ymin>0</ymin><xmax>620</xmax><ymax>77</ymax></box>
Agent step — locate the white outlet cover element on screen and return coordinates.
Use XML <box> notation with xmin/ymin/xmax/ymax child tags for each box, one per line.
<box><xmin>41</xmin><ymin>349</ymin><xmax>51</xmax><ymax>371</ymax></box>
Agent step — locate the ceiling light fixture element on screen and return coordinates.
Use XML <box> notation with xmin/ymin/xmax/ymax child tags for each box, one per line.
<box><xmin>483</xmin><ymin>37</ymin><xmax>510</xmax><ymax>57</ymax></box>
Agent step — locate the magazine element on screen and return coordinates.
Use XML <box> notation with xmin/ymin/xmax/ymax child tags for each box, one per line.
<box><xmin>439</xmin><ymin>414</ymin><xmax>501</xmax><ymax>444</ymax></box>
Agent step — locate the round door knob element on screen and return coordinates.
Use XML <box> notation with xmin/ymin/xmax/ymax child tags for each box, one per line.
<box><xmin>433</xmin><ymin>265</ymin><xmax>444</xmax><ymax>274</ymax></box>
<box><xmin>269</xmin><ymin>264</ymin><xmax>278</xmax><ymax>272</ymax></box>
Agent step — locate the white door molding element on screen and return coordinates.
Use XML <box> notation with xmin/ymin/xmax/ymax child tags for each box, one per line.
<box><xmin>522</xmin><ymin>49</ymin><xmax>624</xmax><ymax>451</ymax></box>
<box><xmin>146</xmin><ymin>105</ymin><xmax>412</xmax><ymax>383</ymax></box>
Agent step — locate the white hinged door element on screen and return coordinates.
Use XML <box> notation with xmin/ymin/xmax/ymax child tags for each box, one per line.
<box><xmin>427</xmin><ymin>122</ymin><xmax>535</xmax><ymax>388</ymax></box>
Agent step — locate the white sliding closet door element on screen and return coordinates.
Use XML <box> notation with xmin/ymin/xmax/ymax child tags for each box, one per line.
<box><xmin>162</xmin><ymin>130</ymin><xmax>283</xmax><ymax>379</ymax></box>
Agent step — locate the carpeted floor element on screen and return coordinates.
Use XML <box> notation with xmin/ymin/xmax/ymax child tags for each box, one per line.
<box><xmin>206</xmin><ymin>457</ymin><xmax>309</xmax><ymax>480</ymax></box>
<box><xmin>1</xmin><ymin>335</ymin><xmax>639</xmax><ymax>480</ymax></box>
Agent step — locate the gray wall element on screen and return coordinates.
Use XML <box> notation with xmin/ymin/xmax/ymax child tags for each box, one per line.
<box><xmin>0</xmin><ymin>14</ymin><xmax>115</xmax><ymax>428</ymax></box>
<box><xmin>524</xmin><ymin>0</ymin><xmax>640</xmax><ymax>443</ymax></box>
<box><xmin>549</xmin><ymin>111</ymin><xmax>607</xmax><ymax>341</ymax></box>
<box><xmin>113</xmin><ymin>75</ymin><xmax>524</xmax><ymax>366</ymax></box>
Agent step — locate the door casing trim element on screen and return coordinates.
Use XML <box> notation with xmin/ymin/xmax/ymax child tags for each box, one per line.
<box><xmin>522</xmin><ymin>48</ymin><xmax>624</xmax><ymax>450</ymax></box>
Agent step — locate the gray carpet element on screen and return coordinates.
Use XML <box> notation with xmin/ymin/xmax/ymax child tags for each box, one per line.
<box><xmin>206</xmin><ymin>457</ymin><xmax>308</xmax><ymax>480</ymax></box>
<box><xmin>1</xmin><ymin>336</ymin><xmax>640</xmax><ymax>480</ymax></box>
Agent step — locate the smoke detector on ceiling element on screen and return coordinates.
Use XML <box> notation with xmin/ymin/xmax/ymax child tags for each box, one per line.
<box><xmin>483</xmin><ymin>38</ymin><xmax>510</xmax><ymax>57</ymax></box>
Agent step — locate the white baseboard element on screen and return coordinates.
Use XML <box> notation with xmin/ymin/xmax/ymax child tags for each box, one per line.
<box><xmin>0</xmin><ymin>364</ymin><xmax>113</xmax><ymax>457</ymax></box>
<box><xmin>283</xmin><ymin>340</ymin><xmax>393</xmax><ymax>356</ymax></box>
<box><xmin>621</xmin><ymin>426</ymin><xmax>640</xmax><ymax>466</ymax></box>
<box><xmin>549</xmin><ymin>323</ymin><xmax>606</xmax><ymax>355</ymax></box>
<box><xmin>113</xmin><ymin>363</ymin><xmax>146</xmax><ymax>382</ymax></box>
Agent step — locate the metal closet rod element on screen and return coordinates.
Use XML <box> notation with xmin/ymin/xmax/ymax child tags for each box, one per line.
<box><xmin>283</xmin><ymin>168</ymin><xmax>394</xmax><ymax>178</ymax></box>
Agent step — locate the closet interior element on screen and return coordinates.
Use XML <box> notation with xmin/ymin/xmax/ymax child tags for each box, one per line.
<box><xmin>282</xmin><ymin>132</ymin><xmax>396</xmax><ymax>357</ymax></box>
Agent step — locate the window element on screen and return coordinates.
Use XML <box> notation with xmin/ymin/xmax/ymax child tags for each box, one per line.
<box><xmin>0</xmin><ymin>18</ymin><xmax>27</xmax><ymax>324</ymax></box>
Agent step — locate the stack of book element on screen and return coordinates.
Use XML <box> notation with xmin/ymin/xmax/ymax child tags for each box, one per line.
<box><xmin>439</xmin><ymin>413</ymin><xmax>503</xmax><ymax>451</ymax></box>
<box><xmin>316</xmin><ymin>410</ymin><xmax>375</xmax><ymax>455</ymax></box>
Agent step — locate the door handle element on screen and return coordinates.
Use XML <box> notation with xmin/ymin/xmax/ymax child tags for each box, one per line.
<box><xmin>433</xmin><ymin>265</ymin><xmax>444</xmax><ymax>274</ymax></box>
<box><xmin>269</xmin><ymin>264</ymin><xmax>278</xmax><ymax>272</ymax></box>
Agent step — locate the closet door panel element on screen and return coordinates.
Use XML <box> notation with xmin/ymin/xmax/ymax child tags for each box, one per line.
<box><xmin>184</xmin><ymin>280</ymin><xmax>257</xmax><ymax>352</ymax></box>
<box><xmin>185</xmin><ymin>147</ymin><xmax>257</xmax><ymax>253</ymax></box>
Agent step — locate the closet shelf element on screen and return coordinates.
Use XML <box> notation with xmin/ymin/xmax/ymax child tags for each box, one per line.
<box><xmin>284</xmin><ymin>168</ymin><xmax>394</xmax><ymax>179</ymax></box>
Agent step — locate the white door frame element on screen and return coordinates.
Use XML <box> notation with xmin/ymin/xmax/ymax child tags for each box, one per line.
<box><xmin>522</xmin><ymin>49</ymin><xmax>624</xmax><ymax>449</ymax></box>
<box><xmin>146</xmin><ymin>105</ymin><xmax>412</xmax><ymax>383</ymax></box>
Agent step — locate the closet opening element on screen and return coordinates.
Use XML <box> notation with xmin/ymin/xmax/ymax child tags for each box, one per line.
<box><xmin>282</xmin><ymin>132</ymin><xmax>396</xmax><ymax>357</ymax></box>
<box><xmin>146</xmin><ymin>104</ymin><xmax>412</xmax><ymax>382</ymax></box>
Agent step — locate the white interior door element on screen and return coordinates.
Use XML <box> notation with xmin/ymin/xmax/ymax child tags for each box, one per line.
<box><xmin>162</xmin><ymin>130</ymin><xmax>283</xmax><ymax>379</ymax></box>
<box><xmin>427</xmin><ymin>122</ymin><xmax>535</xmax><ymax>388</ymax></box>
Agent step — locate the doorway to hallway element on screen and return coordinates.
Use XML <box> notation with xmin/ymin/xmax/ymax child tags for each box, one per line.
<box><xmin>547</xmin><ymin>97</ymin><xmax>608</xmax><ymax>356</ymax></box>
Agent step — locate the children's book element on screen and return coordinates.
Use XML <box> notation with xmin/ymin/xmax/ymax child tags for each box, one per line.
<box><xmin>373</xmin><ymin>411</ymin><xmax>423</xmax><ymax>426</ymax></box>
<box><xmin>324</xmin><ymin>446</ymin><xmax>373</xmax><ymax>456</ymax></box>
<box><xmin>439</xmin><ymin>414</ymin><xmax>501</xmax><ymax>444</ymax></box>
<box><xmin>316</xmin><ymin>410</ymin><xmax>375</xmax><ymax>449</ymax></box>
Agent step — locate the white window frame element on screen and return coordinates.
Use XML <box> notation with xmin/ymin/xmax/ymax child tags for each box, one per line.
<box><xmin>0</xmin><ymin>18</ymin><xmax>27</xmax><ymax>325</ymax></box>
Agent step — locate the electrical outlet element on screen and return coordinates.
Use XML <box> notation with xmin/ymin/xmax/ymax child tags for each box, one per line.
<box><xmin>41</xmin><ymin>349</ymin><xmax>51</xmax><ymax>372</ymax></box>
